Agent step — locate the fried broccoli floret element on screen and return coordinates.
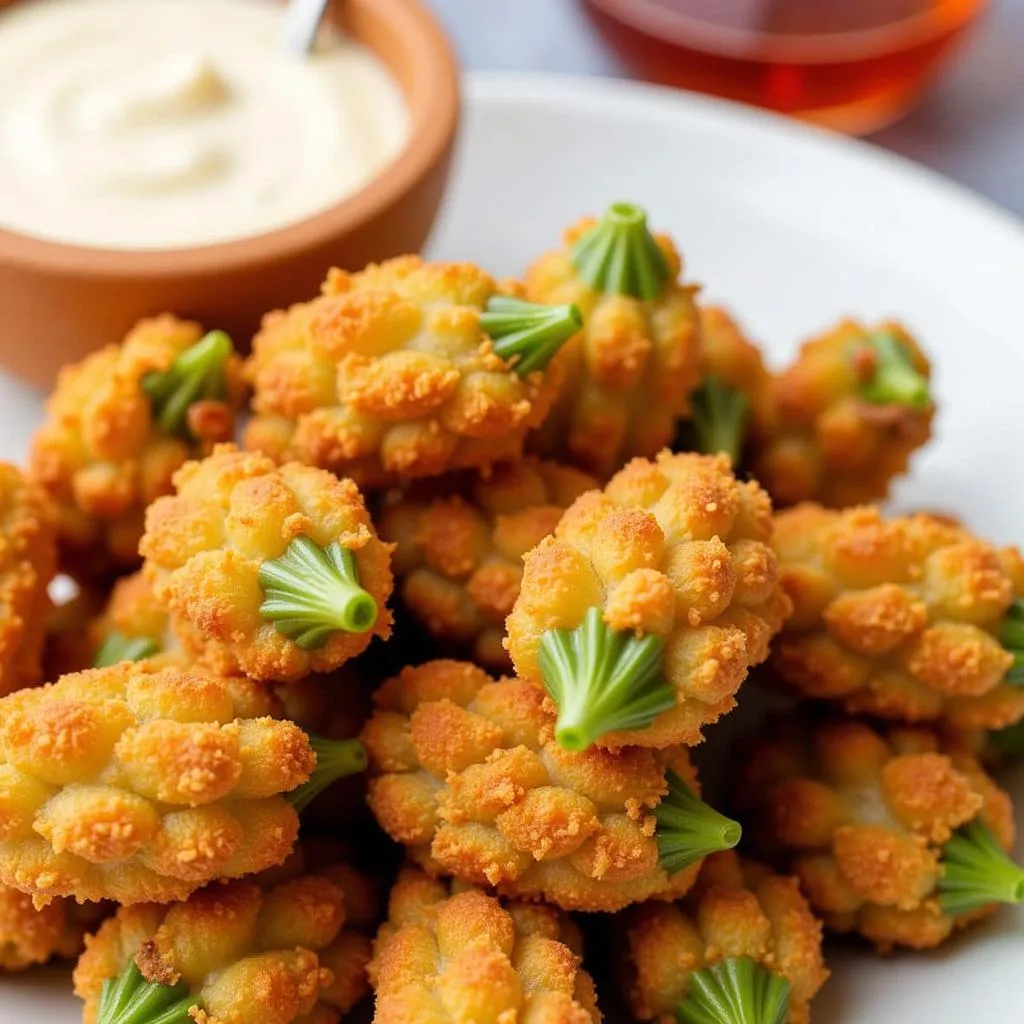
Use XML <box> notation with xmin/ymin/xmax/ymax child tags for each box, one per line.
<box><xmin>618</xmin><ymin>851</ymin><xmax>828</xmax><ymax>1024</ymax></box>
<box><xmin>734</xmin><ymin>716</ymin><xmax>1024</xmax><ymax>951</ymax></box>
<box><xmin>73</xmin><ymin>846</ymin><xmax>377</xmax><ymax>1024</ymax></box>
<box><xmin>0</xmin><ymin>463</ymin><xmax>56</xmax><ymax>696</ymax></box>
<box><xmin>362</xmin><ymin>660</ymin><xmax>740</xmax><ymax>912</ymax></box>
<box><xmin>772</xmin><ymin>504</ymin><xmax>1024</xmax><ymax>729</ymax></box>
<box><xmin>675</xmin><ymin>307</ymin><xmax>776</xmax><ymax>467</ymax></box>
<box><xmin>380</xmin><ymin>459</ymin><xmax>597</xmax><ymax>671</ymax></box>
<box><xmin>0</xmin><ymin>661</ymin><xmax>320</xmax><ymax>905</ymax></box>
<box><xmin>749</xmin><ymin>320</ymin><xmax>933</xmax><ymax>508</ymax></box>
<box><xmin>28</xmin><ymin>317</ymin><xmax>245</xmax><ymax>574</ymax></box>
<box><xmin>243</xmin><ymin>257</ymin><xmax>581</xmax><ymax>487</ymax></box>
<box><xmin>506</xmin><ymin>451</ymin><xmax>791</xmax><ymax>751</ymax></box>
<box><xmin>524</xmin><ymin>203</ymin><xmax>702</xmax><ymax>478</ymax></box>
<box><xmin>140</xmin><ymin>445</ymin><xmax>393</xmax><ymax>683</ymax></box>
<box><xmin>0</xmin><ymin>884</ymin><xmax>108</xmax><ymax>972</ymax></box>
<box><xmin>370</xmin><ymin>865</ymin><xmax>601</xmax><ymax>1023</ymax></box>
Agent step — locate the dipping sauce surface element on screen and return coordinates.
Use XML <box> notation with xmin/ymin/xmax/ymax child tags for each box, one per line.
<box><xmin>0</xmin><ymin>0</ymin><xmax>411</xmax><ymax>250</ymax></box>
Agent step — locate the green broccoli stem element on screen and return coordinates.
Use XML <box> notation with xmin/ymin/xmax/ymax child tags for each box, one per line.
<box><xmin>989</xmin><ymin>718</ymin><xmax>1024</xmax><ymax>758</ymax></box>
<box><xmin>654</xmin><ymin>770</ymin><xmax>742</xmax><ymax>875</ymax></box>
<box><xmin>288</xmin><ymin>735</ymin><xmax>368</xmax><ymax>813</ymax></box>
<box><xmin>538</xmin><ymin>606</ymin><xmax>676</xmax><ymax>752</ymax></box>
<box><xmin>684</xmin><ymin>376</ymin><xmax>750</xmax><ymax>466</ymax></box>
<box><xmin>97</xmin><ymin>960</ymin><xmax>198</xmax><ymax>1024</ymax></box>
<box><xmin>569</xmin><ymin>201</ymin><xmax>669</xmax><ymax>300</ymax></box>
<box><xmin>937</xmin><ymin>818</ymin><xmax>1024</xmax><ymax>917</ymax></box>
<box><xmin>855</xmin><ymin>330</ymin><xmax>931</xmax><ymax>408</ymax></box>
<box><xmin>93</xmin><ymin>631</ymin><xmax>160</xmax><ymax>669</ymax></box>
<box><xmin>675</xmin><ymin>958</ymin><xmax>791</xmax><ymax>1024</ymax></box>
<box><xmin>998</xmin><ymin>598</ymin><xmax>1024</xmax><ymax>684</ymax></box>
<box><xmin>480</xmin><ymin>296</ymin><xmax>582</xmax><ymax>376</ymax></box>
<box><xmin>258</xmin><ymin>537</ymin><xmax>377</xmax><ymax>650</ymax></box>
<box><xmin>142</xmin><ymin>330</ymin><xmax>234</xmax><ymax>438</ymax></box>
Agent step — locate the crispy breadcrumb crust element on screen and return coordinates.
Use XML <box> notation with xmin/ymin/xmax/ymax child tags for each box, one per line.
<box><xmin>734</xmin><ymin>716</ymin><xmax>1016</xmax><ymax>951</ymax></box>
<box><xmin>380</xmin><ymin>459</ymin><xmax>597</xmax><ymax>671</ymax></box>
<box><xmin>243</xmin><ymin>257</ymin><xmax>568</xmax><ymax>487</ymax></box>
<box><xmin>772</xmin><ymin>504</ymin><xmax>1024</xmax><ymax>729</ymax></box>
<box><xmin>750</xmin><ymin>320</ymin><xmax>933</xmax><ymax>509</ymax></box>
<box><xmin>525</xmin><ymin>216</ymin><xmax>701</xmax><ymax>478</ymax></box>
<box><xmin>506</xmin><ymin>451</ymin><xmax>791</xmax><ymax>748</ymax></box>
<box><xmin>370</xmin><ymin>865</ymin><xmax>601</xmax><ymax>1023</ymax></box>
<box><xmin>362</xmin><ymin>660</ymin><xmax>705</xmax><ymax>912</ymax></box>
<box><xmin>28</xmin><ymin>316</ymin><xmax>245</xmax><ymax>574</ymax></box>
<box><xmin>140</xmin><ymin>445</ymin><xmax>393</xmax><ymax>683</ymax></box>
<box><xmin>0</xmin><ymin>463</ymin><xmax>56</xmax><ymax>696</ymax></box>
<box><xmin>0</xmin><ymin>661</ymin><xmax>312</xmax><ymax>905</ymax></box>
<box><xmin>0</xmin><ymin>884</ymin><xmax>108</xmax><ymax>971</ymax></box>
<box><xmin>74</xmin><ymin>850</ymin><xmax>377</xmax><ymax>1024</ymax></box>
<box><xmin>618</xmin><ymin>851</ymin><xmax>828</xmax><ymax>1024</ymax></box>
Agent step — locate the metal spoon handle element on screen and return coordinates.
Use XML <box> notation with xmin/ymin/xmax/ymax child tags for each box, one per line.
<box><xmin>281</xmin><ymin>0</ymin><xmax>331</xmax><ymax>56</ymax></box>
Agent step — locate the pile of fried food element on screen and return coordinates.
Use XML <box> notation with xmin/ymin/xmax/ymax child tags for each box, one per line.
<box><xmin>2</xmin><ymin>202</ymin><xmax>1022</xmax><ymax>1024</ymax></box>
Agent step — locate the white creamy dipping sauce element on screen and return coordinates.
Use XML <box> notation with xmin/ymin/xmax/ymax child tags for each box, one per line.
<box><xmin>0</xmin><ymin>0</ymin><xmax>411</xmax><ymax>249</ymax></box>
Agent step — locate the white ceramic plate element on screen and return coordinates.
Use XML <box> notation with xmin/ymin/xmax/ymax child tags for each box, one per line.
<box><xmin>4</xmin><ymin>71</ymin><xmax>1024</xmax><ymax>1024</ymax></box>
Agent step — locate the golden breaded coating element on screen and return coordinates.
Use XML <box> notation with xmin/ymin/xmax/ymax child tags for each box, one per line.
<box><xmin>74</xmin><ymin>847</ymin><xmax>377</xmax><ymax>1024</ymax></box>
<box><xmin>0</xmin><ymin>661</ymin><xmax>314</xmax><ymax>905</ymax></box>
<box><xmin>735</xmin><ymin>716</ymin><xmax>1023</xmax><ymax>951</ymax></box>
<box><xmin>0</xmin><ymin>883</ymin><xmax>108</xmax><ymax>971</ymax></box>
<box><xmin>370</xmin><ymin>865</ymin><xmax>600</xmax><ymax>1023</ymax></box>
<box><xmin>29</xmin><ymin>316</ymin><xmax>245</xmax><ymax>573</ymax></box>
<box><xmin>750</xmin><ymin>320</ymin><xmax>933</xmax><ymax>508</ymax></box>
<box><xmin>506</xmin><ymin>451</ymin><xmax>791</xmax><ymax>750</ymax></box>
<box><xmin>0</xmin><ymin>463</ymin><xmax>56</xmax><ymax>696</ymax></box>
<box><xmin>618</xmin><ymin>851</ymin><xmax>828</xmax><ymax>1024</ymax></box>
<box><xmin>772</xmin><ymin>504</ymin><xmax>1024</xmax><ymax>729</ymax></box>
<box><xmin>525</xmin><ymin>204</ymin><xmax>702</xmax><ymax>478</ymax></box>
<box><xmin>380</xmin><ymin>459</ymin><xmax>597</xmax><ymax>671</ymax></box>
<box><xmin>244</xmin><ymin>257</ymin><xmax>581</xmax><ymax>487</ymax></box>
<box><xmin>140</xmin><ymin>445</ymin><xmax>393</xmax><ymax>683</ymax></box>
<box><xmin>362</xmin><ymin>660</ymin><xmax>741</xmax><ymax>912</ymax></box>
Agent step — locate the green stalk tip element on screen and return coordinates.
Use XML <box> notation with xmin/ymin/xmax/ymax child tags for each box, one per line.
<box><xmin>258</xmin><ymin>537</ymin><xmax>378</xmax><ymax>650</ymax></box>
<box><xmin>93</xmin><ymin>631</ymin><xmax>160</xmax><ymax>669</ymax></box>
<box><xmin>654</xmin><ymin>770</ymin><xmax>742</xmax><ymax>875</ymax></box>
<box><xmin>288</xmin><ymin>735</ymin><xmax>368</xmax><ymax>813</ymax></box>
<box><xmin>680</xmin><ymin>376</ymin><xmax>750</xmax><ymax>466</ymax></box>
<box><xmin>937</xmin><ymin>818</ymin><xmax>1024</xmax><ymax>917</ymax></box>
<box><xmin>97</xmin><ymin>959</ymin><xmax>198</xmax><ymax>1024</ymax></box>
<box><xmin>569</xmin><ymin>202</ymin><xmax>670</xmax><ymax>300</ymax></box>
<box><xmin>854</xmin><ymin>330</ymin><xmax>931</xmax><ymax>409</ymax></box>
<box><xmin>676</xmin><ymin>958</ymin><xmax>790</xmax><ymax>1024</ymax></box>
<box><xmin>142</xmin><ymin>330</ymin><xmax>234</xmax><ymax>439</ymax></box>
<box><xmin>538</xmin><ymin>606</ymin><xmax>675</xmax><ymax>752</ymax></box>
<box><xmin>989</xmin><ymin>718</ymin><xmax>1024</xmax><ymax>759</ymax></box>
<box><xmin>480</xmin><ymin>295</ymin><xmax>582</xmax><ymax>376</ymax></box>
<box><xmin>999</xmin><ymin>598</ymin><xmax>1024</xmax><ymax>684</ymax></box>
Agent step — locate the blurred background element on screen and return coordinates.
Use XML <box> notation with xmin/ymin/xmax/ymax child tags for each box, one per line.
<box><xmin>428</xmin><ymin>0</ymin><xmax>1024</xmax><ymax>216</ymax></box>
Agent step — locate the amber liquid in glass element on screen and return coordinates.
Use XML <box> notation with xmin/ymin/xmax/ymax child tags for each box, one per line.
<box><xmin>582</xmin><ymin>0</ymin><xmax>987</xmax><ymax>133</ymax></box>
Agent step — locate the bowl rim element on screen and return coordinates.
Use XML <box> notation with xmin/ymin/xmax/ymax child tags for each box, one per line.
<box><xmin>0</xmin><ymin>0</ymin><xmax>459</xmax><ymax>278</ymax></box>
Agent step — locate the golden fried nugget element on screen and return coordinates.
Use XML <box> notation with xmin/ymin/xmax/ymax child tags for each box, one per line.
<box><xmin>0</xmin><ymin>884</ymin><xmax>108</xmax><ymax>971</ymax></box>
<box><xmin>525</xmin><ymin>203</ymin><xmax>702</xmax><ymax>478</ymax></box>
<box><xmin>618</xmin><ymin>851</ymin><xmax>828</xmax><ymax>1024</ymax></box>
<box><xmin>370</xmin><ymin>865</ymin><xmax>601</xmax><ymax>1023</ymax></box>
<box><xmin>74</xmin><ymin>847</ymin><xmax>377</xmax><ymax>1024</ymax></box>
<box><xmin>361</xmin><ymin>660</ymin><xmax>740</xmax><ymax>912</ymax></box>
<box><xmin>735</xmin><ymin>716</ymin><xmax>1024</xmax><ymax>951</ymax></box>
<box><xmin>28</xmin><ymin>317</ymin><xmax>245</xmax><ymax>574</ymax></box>
<box><xmin>0</xmin><ymin>463</ymin><xmax>56</xmax><ymax>696</ymax></box>
<box><xmin>243</xmin><ymin>257</ymin><xmax>582</xmax><ymax>487</ymax></box>
<box><xmin>750</xmin><ymin>320</ymin><xmax>933</xmax><ymax>508</ymax></box>
<box><xmin>772</xmin><ymin>504</ymin><xmax>1024</xmax><ymax>729</ymax></box>
<box><xmin>506</xmin><ymin>451</ymin><xmax>791</xmax><ymax>750</ymax></box>
<box><xmin>380</xmin><ymin>459</ymin><xmax>596</xmax><ymax>671</ymax></box>
<box><xmin>0</xmin><ymin>661</ymin><xmax>318</xmax><ymax>905</ymax></box>
<box><xmin>140</xmin><ymin>445</ymin><xmax>393</xmax><ymax>683</ymax></box>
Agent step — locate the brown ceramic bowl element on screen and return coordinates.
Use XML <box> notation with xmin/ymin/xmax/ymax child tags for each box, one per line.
<box><xmin>0</xmin><ymin>0</ymin><xmax>459</xmax><ymax>388</ymax></box>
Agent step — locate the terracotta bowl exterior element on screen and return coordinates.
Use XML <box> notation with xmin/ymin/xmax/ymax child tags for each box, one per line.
<box><xmin>0</xmin><ymin>0</ymin><xmax>460</xmax><ymax>387</ymax></box>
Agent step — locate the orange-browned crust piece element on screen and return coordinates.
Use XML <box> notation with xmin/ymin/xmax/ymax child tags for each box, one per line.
<box><xmin>0</xmin><ymin>883</ymin><xmax>108</xmax><ymax>971</ymax></box>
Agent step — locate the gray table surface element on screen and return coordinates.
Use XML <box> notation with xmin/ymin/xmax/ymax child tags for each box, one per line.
<box><xmin>428</xmin><ymin>0</ymin><xmax>1024</xmax><ymax>219</ymax></box>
